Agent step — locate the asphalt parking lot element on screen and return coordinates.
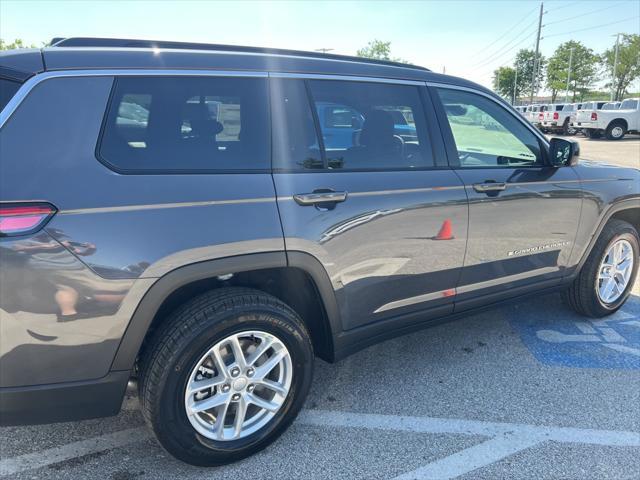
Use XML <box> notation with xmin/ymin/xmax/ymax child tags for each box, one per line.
<box><xmin>555</xmin><ymin>133</ymin><xmax>640</xmax><ymax>169</ymax></box>
<box><xmin>1</xmin><ymin>137</ymin><xmax>639</xmax><ymax>480</ymax></box>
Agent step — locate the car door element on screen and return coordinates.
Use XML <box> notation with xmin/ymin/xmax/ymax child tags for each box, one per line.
<box><xmin>270</xmin><ymin>76</ymin><xmax>468</xmax><ymax>331</ymax></box>
<box><xmin>431</xmin><ymin>85</ymin><xmax>582</xmax><ymax>311</ymax></box>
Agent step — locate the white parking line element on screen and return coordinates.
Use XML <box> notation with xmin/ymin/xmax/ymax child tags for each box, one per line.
<box><xmin>392</xmin><ymin>433</ymin><xmax>543</xmax><ymax>480</ymax></box>
<box><xmin>0</xmin><ymin>427</ymin><xmax>150</xmax><ymax>477</ymax></box>
<box><xmin>298</xmin><ymin>410</ymin><xmax>640</xmax><ymax>447</ymax></box>
<box><xmin>299</xmin><ymin>410</ymin><xmax>640</xmax><ymax>479</ymax></box>
<box><xmin>1</xmin><ymin>410</ymin><xmax>639</xmax><ymax>478</ymax></box>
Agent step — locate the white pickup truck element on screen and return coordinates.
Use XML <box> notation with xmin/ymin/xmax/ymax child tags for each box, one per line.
<box><xmin>576</xmin><ymin>98</ymin><xmax>639</xmax><ymax>140</ymax></box>
<box><xmin>573</xmin><ymin>101</ymin><xmax>606</xmax><ymax>136</ymax></box>
<box><xmin>541</xmin><ymin>103</ymin><xmax>579</xmax><ymax>134</ymax></box>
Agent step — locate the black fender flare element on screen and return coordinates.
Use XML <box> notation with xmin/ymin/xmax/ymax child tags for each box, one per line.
<box><xmin>572</xmin><ymin>198</ymin><xmax>640</xmax><ymax>277</ymax></box>
<box><xmin>110</xmin><ymin>251</ymin><xmax>343</xmax><ymax>371</ymax></box>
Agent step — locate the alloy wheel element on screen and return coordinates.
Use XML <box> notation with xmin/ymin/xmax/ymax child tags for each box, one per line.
<box><xmin>597</xmin><ymin>239</ymin><xmax>634</xmax><ymax>304</ymax></box>
<box><xmin>184</xmin><ymin>330</ymin><xmax>293</xmax><ymax>441</ymax></box>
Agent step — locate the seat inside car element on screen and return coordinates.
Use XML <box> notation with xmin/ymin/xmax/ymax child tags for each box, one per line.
<box><xmin>346</xmin><ymin>109</ymin><xmax>402</xmax><ymax>167</ymax></box>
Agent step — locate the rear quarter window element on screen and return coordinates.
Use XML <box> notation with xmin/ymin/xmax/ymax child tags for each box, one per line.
<box><xmin>98</xmin><ymin>76</ymin><xmax>270</xmax><ymax>173</ymax></box>
<box><xmin>0</xmin><ymin>78</ymin><xmax>21</xmax><ymax>113</ymax></box>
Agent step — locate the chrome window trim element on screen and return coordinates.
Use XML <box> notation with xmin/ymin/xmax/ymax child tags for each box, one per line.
<box><xmin>270</xmin><ymin>72</ymin><xmax>425</xmax><ymax>86</ymax></box>
<box><xmin>0</xmin><ymin>69</ymin><xmax>268</xmax><ymax>130</ymax></box>
<box><xmin>426</xmin><ymin>81</ymin><xmax>550</xmax><ymax>148</ymax></box>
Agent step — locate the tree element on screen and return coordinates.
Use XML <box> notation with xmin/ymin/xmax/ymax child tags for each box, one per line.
<box><xmin>0</xmin><ymin>39</ymin><xmax>37</xmax><ymax>50</ymax></box>
<box><xmin>513</xmin><ymin>49</ymin><xmax>545</xmax><ymax>100</ymax></box>
<box><xmin>601</xmin><ymin>34</ymin><xmax>640</xmax><ymax>101</ymax></box>
<box><xmin>357</xmin><ymin>40</ymin><xmax>408</xmax><ymax>63</ymax></box>
<box><xmin>492</xmin><ymin>66</ymin><xmax>517</xmax><ymax>101</ymax></box>
<box><xmin>546</xmin><ymin>41</ymin><xmax>598</xmax><ymax>103</ymax></box>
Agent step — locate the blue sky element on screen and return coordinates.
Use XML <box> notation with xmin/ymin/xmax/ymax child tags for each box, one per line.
<box><xmin>1</xmin><ymin>0</ymin><xmax>639</xmax><ymax>89</ymax></box>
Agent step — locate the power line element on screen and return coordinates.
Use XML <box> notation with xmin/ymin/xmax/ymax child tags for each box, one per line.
<box><xmin>545</xmin><ymin>1</ymin><xmax>583</xmax><ymax>13</ymax></box>
<box><xmin>470</xmin><ymin>5</ymin><xmax>538</xmax><ymax>58</ymax></box>
<box><xmin>545</xmin><ymin>2</ymin><xmax>625</xmax><ymax>26</ymax></box>
<box><xmin>544</xmin><ymin>16</ymin><xmax>640</xmax><ymax>39</ymax></box>
<box><xmin>472</xmin><ymin>22</ymin><xmax>539</xmax><ymax>68</ymax></box>
<box><xmin>472</xmin><ymin>27</ymin><xmax>539</xmax><ymax>73</ymax></box>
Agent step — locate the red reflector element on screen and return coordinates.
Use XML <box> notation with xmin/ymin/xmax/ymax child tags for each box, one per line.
<box><xmin>591</xmin><ymin>112</ymin><xmax>598</xmax><ymax>120</ymax></box>
<box><xmin>553</xmin><ymin>112</ymin><xmax>559</xmax><ymax>120</ymax></box>
<box><xmin>0</xmin><ymin>203</ymin><xmax>56</xmax><ymax>237</ymax></box>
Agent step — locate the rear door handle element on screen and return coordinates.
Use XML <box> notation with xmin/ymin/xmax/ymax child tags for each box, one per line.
<box><xmin>473</xmin><ymin>182</ymin><xmax>507</xmax><ymax>193</ymax></box>
<box><xmin>293</xmin><ymin>190</ymin><xmax>348</xmax><ymax>206</ymax></box>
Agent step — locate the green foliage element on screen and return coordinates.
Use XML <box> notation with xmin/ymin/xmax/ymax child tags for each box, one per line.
<box><xmin>601</xmin><ymin>34</ymin><xmax>640</xmax><ymax>101</ymax></box>
<box><xmin>514</xmin><ymin>49</ymin><xmax>546</xmax><ymax>98</ymax></box>
<box><xmin>0</xmin><ymin>38</ymin><xmax>38</xmax><ymax>50</ymax></box>
<box><xmin>356</xmin><ymin>39</ymin><xmax>408</xmax><ymax>63</ymax></box>
<box><xmin>546</xmin><ymin>41</ymin><xmax>598</xmax><ymax>103</ymax></box>
<box><xmin>492</xmin><ymin>66</ymin><xmax>517</xmax><ymax>100</ymax></box>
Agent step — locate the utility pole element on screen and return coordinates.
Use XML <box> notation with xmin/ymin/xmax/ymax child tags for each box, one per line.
<box><xmin>611</xmin><ymin>33</ymin><xmax>621</xmax><ymax>101</ymax></box>
<box><xmin>513</xmin><ymin>65</ymin><xmax>518</xmax><ymax>105</ymax></box>
<box><xmin>564</xmin><ymin>47</ymin><xmax>574</xmax><ymax>103</ymax></box>
<box><xmin>530</xmin><ymin>2</ymin><xmax>544</xmax><ymax>103</ymax></box>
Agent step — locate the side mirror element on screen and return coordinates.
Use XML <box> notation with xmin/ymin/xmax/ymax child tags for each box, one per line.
<box><xmin>549</xmin><ymin>137</ymin><xmax>579</xmax><ymax>167</ymax></box>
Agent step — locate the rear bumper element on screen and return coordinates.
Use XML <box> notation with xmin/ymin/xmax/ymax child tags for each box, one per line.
<box><xmin>0</xmin><ymin>370</ymin><xmax>129</xmax><ymax>426</ymax></box>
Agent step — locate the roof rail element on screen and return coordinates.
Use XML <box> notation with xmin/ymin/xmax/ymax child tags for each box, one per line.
<box><xmin>50</xmin><ymin>37</ymin><xmax>430</xmax><ymax>72</ymax></box>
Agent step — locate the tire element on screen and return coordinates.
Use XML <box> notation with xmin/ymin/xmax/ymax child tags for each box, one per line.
<box><xmin>563</xmin><ymin>219</ymin><xmax>639</xmax><ymax>318</ymax></box>
<box><xmin>605</xmin><ymin>121</ymin><xmax>626</xmax><ymax>140</ymax></box>
<box><xmin>586</xmin><ymin>129</ymin><xmax>602</xmax><ymax>139</ymax></box>
<box><xmin>562</xmin><ymin>119</ymin><xmax>576</xmax><ymax>135</ymax></box>
<box><xmin>138</xmin><ymin>287</ymin><xmax>314</xmax><ymax>466</ymax></box>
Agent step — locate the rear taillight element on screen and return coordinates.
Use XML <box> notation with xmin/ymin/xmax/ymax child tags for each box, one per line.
<box><xmin>538</xmin><ymin>113</ymin><xmax>544</xmax><ymax>120</ymax></box>
<box><xmin>0</xmin><ymin>203</ymin><xmax>56</xmax><ymax>237</ymax></box>
<box><xmin>591</xmin><ymin>112</ymin><xmax>598</xmax><ymax>121</ymax></box>
<box><xmin>553</xmin><ymin>112</ymin><xmax>559</xmax><ymax>120</ymax></box>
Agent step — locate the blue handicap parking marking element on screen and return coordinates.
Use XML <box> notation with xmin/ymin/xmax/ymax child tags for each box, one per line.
<box><xmin>510</xmin><ymin>298</ymin><xmax>640</xmax><ymax>370</ymax></box>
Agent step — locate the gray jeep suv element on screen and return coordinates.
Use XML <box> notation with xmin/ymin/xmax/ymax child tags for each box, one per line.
<box><xmin>1</xmin><ymin>38</ymin><xmax>638</xmax><ymax>466</ymax></box>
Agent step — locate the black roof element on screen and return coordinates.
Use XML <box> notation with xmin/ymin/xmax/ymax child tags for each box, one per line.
<box><xmin>1</xmin><ymin>37</ymin><xmax>495</xmax><ymax>102</ymax></box>
<box><xmin>52</xmin><ymin>37</ymin><xmax>431</xmax><ymax>72</ymax></box>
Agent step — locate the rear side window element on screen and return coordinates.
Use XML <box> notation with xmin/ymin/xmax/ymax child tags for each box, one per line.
<box><xmin>99</xmin><ymin>76</ymin><xmax>270</xmax><ymax>172</ymax></box>
<box><xmin>0</xmin><ymin>78</ymin><xmax>21</xmax><ymax>112</ymax></box>
<box><xmin>307</xmin><ymin>80</ymin><xmax>433</xmax><ymax>170</ymax></box>
<box><xmin>620</xmin><ymin>99</ymin><xmax>638</xmax><ymax>110</ymax></box>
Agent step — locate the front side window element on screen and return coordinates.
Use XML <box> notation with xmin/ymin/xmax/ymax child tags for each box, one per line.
<box><xmin>99</xmin><ymin>76</ymin><xmax>269</xmax><ymax>172</ymax></box>
<box><xmin>436</xmin><ymin>88</ymin><xmax>543</xmax><ymax>168</ymax></box>
<box><xmin>307</xmin><ymin>80</ymin><xmax>433</xmax><ymax>170</ymax></box>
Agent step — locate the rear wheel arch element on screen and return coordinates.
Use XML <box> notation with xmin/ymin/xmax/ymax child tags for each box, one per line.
<box><xmin>607</xmin><ymin>118</ymin><xmax>628</xmax><ymax>131</ymax></box>
<box><xmin>110</xmin><ymin>252</ymin><xmax>341</xmax><ymax>372</ymax></box>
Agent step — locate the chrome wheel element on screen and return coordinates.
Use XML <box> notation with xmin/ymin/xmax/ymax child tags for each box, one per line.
<box><xmin>597</xmin><ymin>239</ymin><xmax>634</xmax><ymax>304</ymax></box>
<box><xmin>611</xmin><ymin>126</ymin><xmax>624</xmax><ymax>138</ymax></box>
<box><xmin>184</xmin><ymin>330</ymin><xmax>293</xmax><ymax>441</ymax></box>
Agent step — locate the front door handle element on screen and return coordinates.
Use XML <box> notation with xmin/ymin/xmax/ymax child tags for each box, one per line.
<box><xmin>473</xmin><ymin>182</ymin><xmax>507</xmax><ymax>193</ymax></box>
<box><xmin>293</xmin><ymin>190</ymin><xmax>348</xmax><ymax>206</ymax></box>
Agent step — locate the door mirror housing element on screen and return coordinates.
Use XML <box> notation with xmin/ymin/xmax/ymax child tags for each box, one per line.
<box><xmin>549</xmin><ymin>137</ymin><xmax>579</xmax><ymax>167</ymax></box>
